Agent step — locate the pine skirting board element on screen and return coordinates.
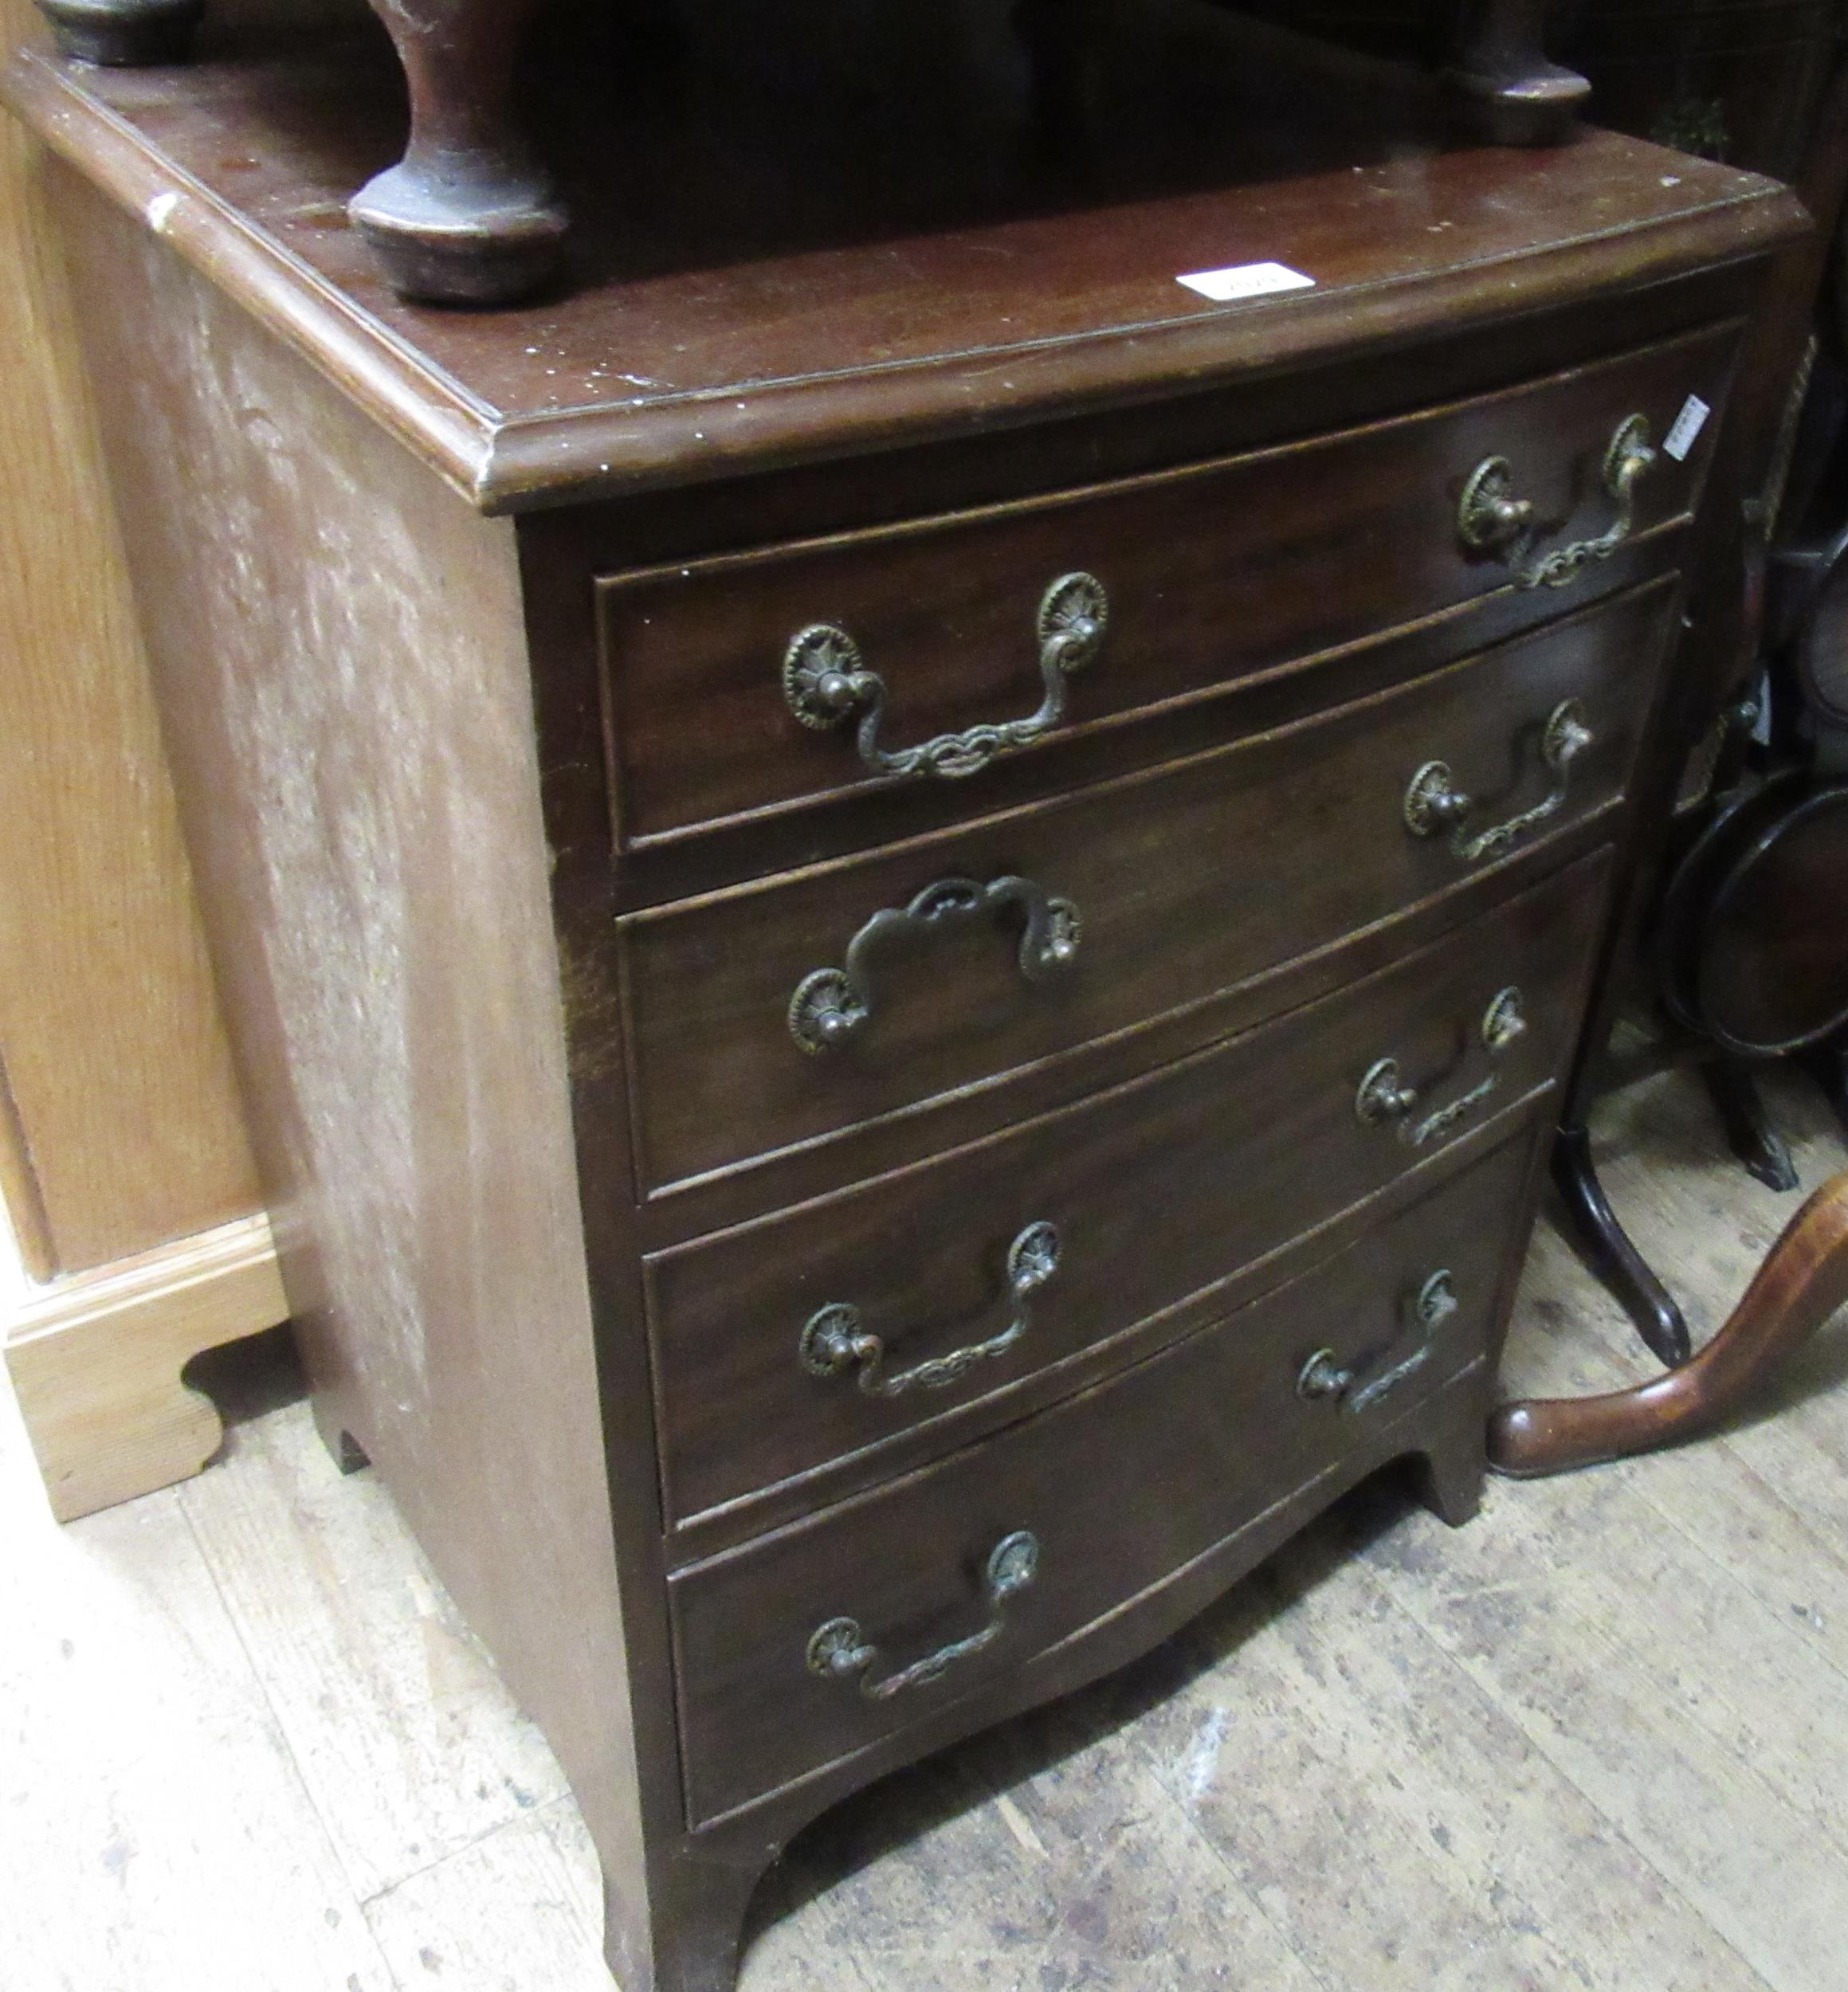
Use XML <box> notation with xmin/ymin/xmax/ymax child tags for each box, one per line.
<box><xmin>5</xmin><ymin>1212</ymin><xmax>288</xmax><ymax>1520</ymax></box>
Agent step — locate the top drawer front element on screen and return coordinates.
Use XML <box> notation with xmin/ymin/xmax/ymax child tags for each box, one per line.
<box><xmin>597</xmin><ymin>324</ymin><xmax>1735</xmax><ymax>848</ymax></box>
<box><xmin>618</xmin><ymin>580</ymin><xmax>1675</xmax><ymax>1195</ymax></box>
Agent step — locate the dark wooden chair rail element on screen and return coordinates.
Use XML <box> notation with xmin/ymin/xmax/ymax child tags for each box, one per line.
<box><xmin>1489</xmin><ymin>1169</ymin><xmax>1848</xmax><ymax>1477</ymax></box>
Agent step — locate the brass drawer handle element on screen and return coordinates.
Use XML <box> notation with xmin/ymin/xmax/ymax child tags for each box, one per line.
<box><xmin>1356</xmin><ymin>987</ymin><xmax>1527</xmax><ymax>1147</ymax></box>
<box><xmin>1458</xmin><ymin>414</ymin><xmax>1658</xmax><ymax>590</ymax></box>
<box><xmin>801</xmin><ymin>1221</ymin><xmax>1061</xmax><ymax>1398</ymax></box>
<box><xmin>789</xmin><ymin>875</ymin><xmax>1081</xmax><ymax>1055</ymax></box>
<box><xmin>783</xmin><ymin>572</ymin><xmax>1109</xmax><ymax>782</ymax></box>
<box><xmin>1297</xmin><ymin>1269</ymin><xmax>1460</xmax><ymax>1417</ymax></box>
<box><xmin>1404</xmin><ymin>698</ymin><xmax>1595</xmax><ymax>863</ymax></box>
<box><xmin>806</xmin><ymin>1531</ymin><xmax>1040</xmax><ymax>1702</ymax></box>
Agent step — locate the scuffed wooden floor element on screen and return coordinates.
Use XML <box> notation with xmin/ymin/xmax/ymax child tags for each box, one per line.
<box><xmin>6</xmin><ymin>1066</ymin><xmax>1847</xmax><ymax>1992</ymax></box>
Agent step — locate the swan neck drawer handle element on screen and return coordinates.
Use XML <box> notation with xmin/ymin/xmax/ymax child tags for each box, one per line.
<box><xmin>806</xmin><ymin>1531</ymin><xmax>1041</xmax><ymax>1702</ymax></box>
<box><xmin>1458</xmin><ymin>414</ymin><xmax>1658</xmax><ymax>590</ymax></box>
<box><xmin>1403</xmin><ymin>699</ymin><xmax>1595</xmax><ymax>864</ymax></box>
<box><xmin>782</xmin><ymin>572</ymin><xmax>1109</xmax><ymax>782</ymax></box>
<box><xmin>788</xmin><ymin>874</ymin><xmax>1081</xmax><ymax>1055</ymax></box>
<box><xmin>1297</xmin><ymin>1270</ymin><xmax>1460</xmax><ymax>1416</ymax></box>
<box><xmin>801</xmin><ymin>1221</ymin><xmax>1061</xmax><ymax>1398</ymax></box>
<box><xmin>1356</xmin><ymin>987</ymin><xmax>1527</xmax><ymax>1146</ymax></box>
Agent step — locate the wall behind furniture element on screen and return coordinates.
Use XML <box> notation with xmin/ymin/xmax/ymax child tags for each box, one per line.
<box><xmin>0</xmin><ymin>0</ymin><xmax>289</xmax><ymax>1519</ymax></box>
<box><xmin>0</xmin><ymin>0</ymin><xmax>263</xmax><ymax>1273</ymax></box>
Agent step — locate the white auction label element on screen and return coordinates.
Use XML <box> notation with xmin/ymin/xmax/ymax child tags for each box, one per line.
<box><xmin>1176</xmin><ymin>261</ymin><xmax>1316</xmax><ymax>303</ymax></box>
<box><xmin>1663</xmin><ymin>394</ymin><xmax>1713</xmax><ymax>463</ymax></box>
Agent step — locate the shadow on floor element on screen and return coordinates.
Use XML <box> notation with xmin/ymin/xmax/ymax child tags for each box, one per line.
<box><xmin>755</xmin><ymin>1455</ymin><xmax>1434</xmax><ymax>1939</ymax></box>
<box><xmin>182</xmin><ymin>1322</ymin><xmax>309</xmax><ymax>1441</ymax></box>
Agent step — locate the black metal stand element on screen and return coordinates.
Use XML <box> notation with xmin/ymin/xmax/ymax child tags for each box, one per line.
<box><xmin>1550</xmin><ymin>1123</ymin><xmax>1693</xmax><ymax>1367</ymax></box>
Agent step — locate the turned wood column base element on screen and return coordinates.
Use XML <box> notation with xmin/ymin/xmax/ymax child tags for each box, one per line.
<box><xmin>37</xmin><ymin>0</ymin><xmax>203</xmax><ymax>67</ymax></box>
<box><xmin>349</xmin><ymin>159</ymin><xmax>567</xmax><ymax>308</ymax></box>
<box><xmin>1446</xmin><ymin>3</ymin><xmax>1588</xmax><ymax>147</ymax></box>
<box><xmin>1446</xmin><ymin>57</ymin><xmax>1590</xmax><ymax>147</ymax></box>
<box><xmin>1489</xmin><ymin>1170</ymin><xmax>1848</xmax><ymax>1478</ymax></box>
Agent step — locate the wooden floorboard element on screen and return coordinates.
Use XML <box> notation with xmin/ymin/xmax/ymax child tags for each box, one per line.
<box><xmin>4</xmin><ymin>1066</ymin><xmax>1844</xmax><ymax>1990</ymax></box>
<box><xmin>175</xmin><ymin>1381</ymin><xmax>571</xmax><ymax>1903</ymax></box>
<box><xmin>0</xmin><ymin>1378</ymin><xmax>394</xmax><ymax>1991</ymax></box>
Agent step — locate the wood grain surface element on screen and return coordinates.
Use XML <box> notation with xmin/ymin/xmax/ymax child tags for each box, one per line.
<box><xmin>672</xmin><ymin>1133</ymin><xmax>1530</xmax><ymax>1828</ymax></box>
<box><xmin>1490</xmin><ymin>1167</ymin><xmax>1848</xmax><ymax>1476</ymax></box>
<box><xmin>648</xmin><ymin>857</ymin><xmax>1606</xmax><ymax>1543</ymax></box>
<box><xmin>619</xmin><ymin>584</ymin><xmax>1674</xmax><ymax>1194</ymax></box>
<box><xmin>6</xmin><ymin>1212</ymin><xmax>285</xmax><ymax>1520</ymax></box>
<box><xmin>50</xmin><ymin>178</ymin><xmax>667</xmax><ymax>1988</ymax></box>
<box><xmin>0</xmin><ymin>10</ymin><xmax>1804</xmax><ymax>510</ymax></box>
<box><xmin>7</xmin><ymin>18</ymin><xmax>1812</xmax><ymax>1986</ymax></box>
<box><xmin>6</xmin><ymin>1063</ymin><xmax>1844</xmax><ymax>1992</ymax></box>
<box><xmin>0</xmin><ymin>0</ymin><xmax>261</xmax><ymax>1281</ymax></box>
<box><xmin>597</xmin><ymin>324</ymin><xmax>1735</xmax><ymax>847</ymax></box>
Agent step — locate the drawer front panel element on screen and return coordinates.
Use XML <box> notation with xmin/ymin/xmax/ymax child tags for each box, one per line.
<box><xmin>647</xmin><ymin>853</ymin><xmax>1608</xmax><ymax>1532</ymax></box>
<box><xmin>669</xmin><ymin>1131</ymin><xmax>1534</xmax><ymax>1827</ymax></box>
<box><xmin>598</xmin><ymin>323</ymin><xmax>1733</xmax><ymax>846</ymax></box>
<box><xmin>620</xmin><ymin>580</ymin><xmax>1674</xmax><ymax>1193</ymax></box>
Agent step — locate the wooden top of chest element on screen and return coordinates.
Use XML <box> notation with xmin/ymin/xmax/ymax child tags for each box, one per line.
<box><xmin>3</xmin><ymin>8</ymin><xmax>1805</xmax><ymax>514</ymax></box>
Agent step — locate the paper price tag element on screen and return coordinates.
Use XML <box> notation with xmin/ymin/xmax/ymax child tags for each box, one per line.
<box><xmin>1176</xmin><ymin>261</ymin><xmax>1315</xmax><ymax>303</ymax></box>
<box><xmin>1663</xmin><ymin>394</ymin><xmax>1712</xmax><ymax>463</ymax></box>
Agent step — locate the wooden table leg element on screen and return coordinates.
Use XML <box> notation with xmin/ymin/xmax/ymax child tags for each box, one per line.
<box><xmin>1447</xmin><ymin>0</ymin><xmax>1590</xmax><ymax>146</ymax></box>
<box><xmin>350</xmin><ymin>0</ymin><xmax>567</xmax><ymax>306</ymax></box>
<box><xmin>1489</xmin><ymin>1170</ymin><xmax>1848</xmax><ymax>1477</ymax></box>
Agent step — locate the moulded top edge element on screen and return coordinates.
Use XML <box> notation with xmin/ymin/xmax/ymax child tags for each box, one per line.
<box><xmin>2</xmin><ymin>45</ymin><xmax>1811</xmax><ymax>517</ymax></box>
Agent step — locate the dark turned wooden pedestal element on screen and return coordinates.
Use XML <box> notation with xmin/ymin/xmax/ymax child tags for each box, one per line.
<box><xmin>30</xmin><ymin>0</ymin><xmax>1587</xmax><ymax>303</ymax></box>
<box><xmin>2</xmin><ymin>16</ymin><xmax>1804</xmax><ymax>1989</ymax></box>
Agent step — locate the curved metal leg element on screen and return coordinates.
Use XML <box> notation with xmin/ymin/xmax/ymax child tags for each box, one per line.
<box><xmin>351</xmin><ymin>0</ymin><xmax>567</xmax><ymax>306</ymax></box>
<box><xmin>1550</xmin><ymin>1123</ymin><xmax>1693</xmax><ymax>1368</ymax></box>
<box><xmin>37</xmin><ymin>0</ymin><xmax>203</xmax><ymax>66</ymax></box>
<box><xmin>1705</xmin><ymin>1058</ymin><xmax>1800</xmax><ymax>1192</ymax></box>
<box><xmin>1490</xmin><ymin>1169</ymin><xmax>1848</xmax><ymax>1476</ymax></box>
<box><xmin>1447</xmin><ymin>0</ymin><xmax>1590</xmax><ymax>146</ymax></box>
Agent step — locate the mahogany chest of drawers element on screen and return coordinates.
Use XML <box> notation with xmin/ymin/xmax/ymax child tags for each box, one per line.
<box><xmin>6</xmin><ymin>16</ymin><xmax>1805</xmax><ymax>1990</ymax></box>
